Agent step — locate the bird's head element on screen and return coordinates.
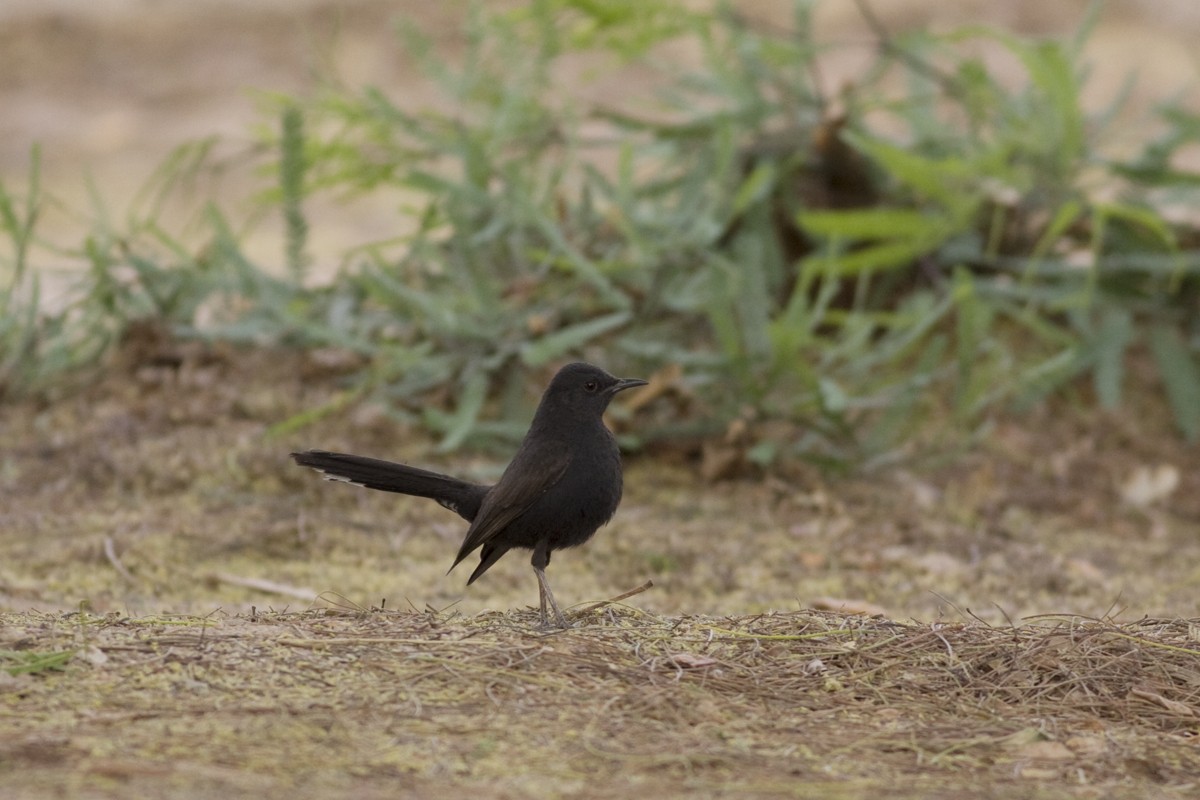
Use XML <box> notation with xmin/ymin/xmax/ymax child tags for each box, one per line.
<box><xmin>538</xmin><ymin>362</ymin><xmax>648</xmax><ymax>417</ymax></box>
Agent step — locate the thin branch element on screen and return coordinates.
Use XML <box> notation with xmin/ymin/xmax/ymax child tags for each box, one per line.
<box><xmin>572</xmin><ymin>579</ymin><xmax>655</xmax><ymax>619</ymax></box>
<box><xmin>208</xmin><ymin>572</ymin><xmax>316</xmax><ymax>601</ymax></box>
<box><xmin>103</xmin><ymin>537</ymin><xmax>136</xmax><ymax>584</ymax></box>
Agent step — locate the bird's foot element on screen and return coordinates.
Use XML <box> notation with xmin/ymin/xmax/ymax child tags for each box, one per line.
<box><xmin>535</xmin><ymin>567</ymin><xmax>571</xmax><ymax>629</ymax></box>
<box><xmin>537</xmin><ymin>605</ymin><xmax>571</xmax><ymax>630</ymax></box>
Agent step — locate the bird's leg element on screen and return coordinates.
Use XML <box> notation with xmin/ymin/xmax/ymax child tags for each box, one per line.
<box><xmin>534</xmin><ymin>567</ymin><xmax>568</xmax><ymax>628</ymax></box>
<box><xmin>536</xmin><ymin>568</ymin><xmax>549</xmax><ymax>623</ymax></box>
<box><xmin>532</xmin><ymin>542</ymin><xmax>568</xmax><ymax>628</ymax></box>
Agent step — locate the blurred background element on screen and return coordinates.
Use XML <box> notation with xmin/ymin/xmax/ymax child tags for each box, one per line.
<box><xmin>3</xmin><ymin>0</ymin><xmax>1199</xmax><ymax>270</ymax></box>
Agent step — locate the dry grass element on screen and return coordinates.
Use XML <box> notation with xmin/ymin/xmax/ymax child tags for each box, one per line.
<box><xmin>2</xmin><ymin>606</ymin><xmax>1198</xmax><ymax>799</ymax></box>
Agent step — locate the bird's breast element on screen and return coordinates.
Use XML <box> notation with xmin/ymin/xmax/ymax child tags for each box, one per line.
<box><xmin>529</xmin><ymin>427</ymin><xmax>623</xmax><ymax>550</ymax></box>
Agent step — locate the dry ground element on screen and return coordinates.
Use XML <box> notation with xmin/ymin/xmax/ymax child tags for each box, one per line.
<box><xmin>2</xmin><ymin>608</ymin><xmax>1199</xmax><ymax>799</ymax></box>
<box><xmin>1</xmin><ymin>334</ymin><xmax>1198</xmax><ymax>799</ymax></box>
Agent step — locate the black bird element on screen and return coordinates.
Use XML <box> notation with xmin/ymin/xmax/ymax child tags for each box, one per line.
<box><xmin>292</xmin><ymin>362</ymin><xmax>648</xmax><ymax>628</ymax></box>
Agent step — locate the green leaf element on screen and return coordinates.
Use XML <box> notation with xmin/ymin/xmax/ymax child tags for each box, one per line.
<box><xmin>267</xmin><ymin>386</ymin><xmax>366</xmax><ymax>438</ymax></box>
<box><xmin>1091</xmin><ymin>308</ymin><xmax>1132</xmax><ymax>409</ymax></box>
<box><xmin>1096</xmin><ymin>201</ymin><xmax>1179</xmax><ymax>252</ymax></box>
<box><xmin>279</xmin><ymin>104</ymin><xmax>309</xmax><ymax>283</ymax></box>
<box><xmin>799</xmin><ymin>239</ymin><xmax>929</xmax><ymax>277</ymax></box>
<box><xmin>797</xmin><ymin>208</ymin><xmax>953</xmax><ymax>242</ymax></box>
<box><xmin>730</xmin><ymin>161</ymin><xmax>777</xmax><ymax>216</ymax></box>
<box><xmin>1029</xmin><ymin>199</ymin><xmax>1084</xmax><ymax>261</ymax></box>
<box><xmin>1</xmin><ymin>649</ymin><xmax>73</xmax><ymax>676</ymax></box>
<box><xmin>953</xmin><ymin>267</ymin><xmax>980</xmax><ymax>415</ymax></box>
<box><xmin>863</xmin><ymin>333</ymin><xmax>947</xmax><ymax>453</ymax></box>
<box><xmin>1015</xmin><ymin>40</ymin><xmax>1084</xmax><ymax>160</ymax></box>
<box><xmin>818</xmin><ymin>377</ymin><xmax>848</xmax><ymax>414</ymax></box>
<box><xmin>1147</xmin><ymin>324</ymin><xmax>1200</xmax><ymax>441</ymax></box>
<box><xmin>432</xmin><ymin>369</ymin><xmax>490</xmax><ymax>452</ymax></box>
<box><xmin>841</xmin><ymin>133</ymin><xmax>976</xmax><ymax>208</ymax></box>
<box><xmin>519</xmin><ymin>311</ymin><xmax>632</xmax><ymax>367</ymax></box>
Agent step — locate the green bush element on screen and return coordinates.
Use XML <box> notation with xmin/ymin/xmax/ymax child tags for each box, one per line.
<box><xmin>2</xmin><ymin>1</ymin><xmax>1198</xmax><ymax>462</ymax></box>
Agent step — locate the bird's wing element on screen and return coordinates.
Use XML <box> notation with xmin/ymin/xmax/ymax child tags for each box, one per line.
<box><xmin>449</xmin><ymin>434</ymin><xmax>572</xmax><ymax>569</ymax></box>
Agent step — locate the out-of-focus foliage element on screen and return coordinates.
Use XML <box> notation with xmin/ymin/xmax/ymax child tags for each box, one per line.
<box><xmin>3</xmin><ymin>1</ymin><xmax>1199</xmax><ymax>463</ymax></box>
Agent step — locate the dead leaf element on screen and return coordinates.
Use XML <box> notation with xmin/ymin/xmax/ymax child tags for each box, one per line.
<box><xmin>1120</xmin><ymin>464</ymin><xmax>1180</xmax><ymax>507</ymax></box>
<box><xmin>668</xmin><ymin>653</ymin><xmax>718</xmax><ymax>670</ymax></box>
<box><xmin>1064</xmin><ymin>557</ymin><xmax>1105</xmax><ymax>583</ymax></box>
<box><xmin>1065</xmin><ymin>736</ymin><xmax>1107</xmax><ymax>757</ymax></box>
<box><xmin>81</xmin><ymin>645</ymin><xmax>109</xmax><ymax>667</ymax></box>
<box><xmin>1018</xmin><ymin>741</ymin><xmax>1075</xmax><ymax>762</ymax></box>
<box><xmin>1001</xmin><ymin>727</ymin><xmax>1045</xmax><ymax>748</ymax></box>
<box><xmin>700</xmin><ymin>442</ymin><xmax>744</xmax><ymax>482</ymax></box>
<box><xmin>622</xmin><ymin>363</ymin><xmax>682</xmax><ymax>413</ymax></box>
<box><xmin>798</xmin><ymin>551</ymin><xmax>827</xmax><ymax>570</ymax></box>
<box><xmin>913</xmin><ymin>552</ymin><xmax>966</xmax><ymax>577</ymax></box>
<box><xmin>1129</xmin><ymin>687</ymin><xmax>1196</xmax><ymax>717</ymax></box>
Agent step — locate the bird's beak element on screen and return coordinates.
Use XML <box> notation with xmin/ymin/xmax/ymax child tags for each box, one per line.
<box><xmin>607</xmin><ymin>377</ymin><xmax>648</xmax><ymax>395</ymax></box>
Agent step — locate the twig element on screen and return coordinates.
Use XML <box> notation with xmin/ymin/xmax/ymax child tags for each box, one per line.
<box><xmin>573</xmin><ymin>580</ymin><xmax>655</xmax><ymax>619</ymax></box>
<box><xmin>277</xmin><ymin>637</ymin><xmax>543</xmax><ymax>648</ymax></box>
<box><xmin>103</xmin><ymin>537</ymin><xmax>136</xmax><ymax>584</ymax></box>
<box><xmin>704</xmin><ymin>627</ymin><xmax>858</xmax><ymax>642</ymax></box>
<box><xmin>208</xmin><ymin>572</ymin><xmax>316</xmax><ymax>601</ymax></box>
<box><xmin>852</xmin><ymin>0</ymin><xmax>961</xmax><ymax>94</ymax></box>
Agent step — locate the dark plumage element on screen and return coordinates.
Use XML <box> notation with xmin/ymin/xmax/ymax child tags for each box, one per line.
<box><xmin>292</xmin><ymin>362</ymin><xmax>647</xmax><ymax>627</ymax></box>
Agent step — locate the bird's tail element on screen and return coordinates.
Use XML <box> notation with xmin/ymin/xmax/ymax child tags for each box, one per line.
<box><xmin>291</xmin><ymin>450</ymin><xmax>488</xmax><ymax>522</ymax></box>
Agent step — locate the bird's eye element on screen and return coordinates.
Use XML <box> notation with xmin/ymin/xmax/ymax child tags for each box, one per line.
<box><xmin>584</xmin><ymin>380</ymin><xmax>598</xmax><ymax>392</ymax></box>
